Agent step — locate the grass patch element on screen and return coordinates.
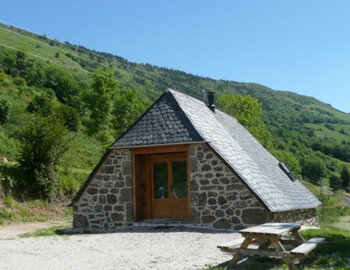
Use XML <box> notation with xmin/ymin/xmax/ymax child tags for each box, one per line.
<box><xmin>0</xmin><ymin>197</ymin><xmax>72</xmax><ymax>225</ymax></box>
<box><xmin>20</xmin><ymin>225</ymin><xmax>71</xmax><ymax>237</ymax></box>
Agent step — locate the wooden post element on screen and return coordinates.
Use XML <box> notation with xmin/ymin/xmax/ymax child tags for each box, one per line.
<box><xmin>132</xmin><ymin>151</ymin><xmax>137</xmax><ymax>222</ymax></box>
<box><xmin>271</xmin><ymin>239</ymin><xmax>298</xmax><ymax>270</ymax></box>
<box><xmin>228</xmin><ymin>237</ymin><xmax>252</xmax><ymax>267</ymax></box>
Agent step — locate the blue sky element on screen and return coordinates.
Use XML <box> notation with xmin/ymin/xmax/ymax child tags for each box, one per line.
<box><xmin>2</xmin><ymin>0</ymin><xmax>350</xmax><ymax>112</ymax></box>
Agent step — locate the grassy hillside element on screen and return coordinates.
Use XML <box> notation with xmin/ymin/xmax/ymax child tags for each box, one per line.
<box><xmin>0</xmin><ymin>23</ymin><xmax>350</xmax><ymax>200</ymax></box>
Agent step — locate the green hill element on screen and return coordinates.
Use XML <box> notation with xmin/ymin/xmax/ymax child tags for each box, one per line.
<box><xmin>0</xmin><ymin>22</ymin><xmax>349</xmax><ymax>199</ymax></box>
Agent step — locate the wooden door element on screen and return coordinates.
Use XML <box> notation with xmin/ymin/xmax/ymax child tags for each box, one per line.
<box><xmin>150</xmin><ymin>153</ymin><xmax>189</xmax><ymax>219</ymax></box>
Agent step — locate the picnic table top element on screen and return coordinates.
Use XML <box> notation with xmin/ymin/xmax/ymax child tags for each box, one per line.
<box><xmin>239</xmin><ymin>222</ymin><xmax>301</xmax><ymax>236</ymax></box>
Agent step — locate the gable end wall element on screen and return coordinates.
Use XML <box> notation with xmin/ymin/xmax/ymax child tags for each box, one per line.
<box><xmin>189</xmin><ymin>143</ymin><xmax>267</xmax><ymax>229</ymax></box>
<box><xmin>73</xmin><ymin>149</ymin><xmax>132</xmax><ymax>230</ymax></box>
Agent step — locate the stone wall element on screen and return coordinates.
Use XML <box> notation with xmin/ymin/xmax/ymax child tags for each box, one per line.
<box><xmin>189</xmin><ymin>143</ymin><xmax>267</xmax><ymax>229</ymax></box>
<box><xmin>73</xmin><ymin>149</ymin><xmax>132</xmax><ymax>230</ymax></box>
<box><xmin>73</xmin><ymin>143</ymin><xmax>319</xmax><ymax>231</ymax></box>
<box><xmin>266</xmin><ymin>208</ymin><xmax>319</xmax><ymax>227</ymax></box>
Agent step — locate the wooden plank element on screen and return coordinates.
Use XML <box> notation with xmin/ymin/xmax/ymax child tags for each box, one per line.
<box><xmin>280</xmin><ymin>239</ymin><xmax>303</xmax><ymax>246</ymax></box>
<box><xmin>132</xmin><ymin>151</ymin><xmax>137</xmax><ymax>221</ymax></box>
<box><xmin>271</xmin><ymin>239</ymin><xmax>298</xmax><ymax>270</ymax></box>
<box><xmin>239</xmin><ymin>223</ymin><xmax>301</xmax><ymax>236</ymax></box>
<box><xmin>217</xmin><ymin>238</ymin><xmax>245</xmax><ymax>250</ymax></box>
<box><xmin>291</xmin><ymin>229</ymin><xmax>305</xmax><ymax>242</ymax></box>
<box><xmin>228</xmin><ymin>237</ymin><xmax>252</xmax><ymax>267</ymax></box>
<box><xmin>232</xmin><ymin>248</ymin><xmax>294</xmax><ymax>258</ymax></box>
<box><xmin>186</xmin><ymin>148</ymin><xmax>191</xmax><ymax>220</ymax></box>
<box><xmin>132</xmin><ymin>144</ymin><xmax>189</xmax><ymax>154</ymax></box>
<box><xmin>241</xmin><ymin>233</ymin><xmax>280</xmax><ymax>241</ymax></box>
<box><xmin>291</xmin><ymin>238</ymin><xmax>325</xmax><ymax>255</ymax></box>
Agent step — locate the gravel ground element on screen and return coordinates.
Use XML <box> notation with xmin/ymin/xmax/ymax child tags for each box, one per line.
<box><xmin>0</xmin><ymin>226</ymin><xmax>240</xmax><ymax>270</ymax></box>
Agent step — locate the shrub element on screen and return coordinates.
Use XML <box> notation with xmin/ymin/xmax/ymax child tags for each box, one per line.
<box><xmin>59</xmin><ymin>105</ymin><xmax>80</xmax><ymax>132</ymax></box>
<box><xmin>27</xmin><ymin>95</ymin><xmax>54</xmax><ymax>116</ymax></box>
<box><xmin>341</xmin><ymin>166</ymin><xmax>350</xmax><ymax>188</ymax></box>
<box><xmin>0</xmin><ymin>99</ymin><xmax>11</xmax><ymax>124</ymax></box>
<box><xmin>18</xmin><ymin>115</ymin><xmax>71</xmax><ymax>201</ymax></box>
<box><xmin>301</xmin><ymin>158</ymin><xmax>326</xmax><ymax>183</ymax></box>
<box><xmin>330</xmin><ymin>175</ymin><xmax>342</xmax><ymax>193</ymax></box>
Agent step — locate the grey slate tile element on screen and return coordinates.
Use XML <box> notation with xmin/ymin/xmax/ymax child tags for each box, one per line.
<box><xmin>113</xmin><ymin>91</ymin><xmax>203</xmax><ymax>147</ymax></box>
<box><xmin>169</xmin><ymin>89</ymin><xmax>321</xmax><ymax>212</ymax></box>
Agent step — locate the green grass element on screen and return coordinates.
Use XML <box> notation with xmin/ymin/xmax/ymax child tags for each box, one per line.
<box><xmin>0</xmin><ymin>196</ymin><xmax>72</xmax><ymax>225</ymax></box>
<box><xmin>304</xmin><ymin>123</ymin><xmax>350</xmax><ymax>143</ymax></box>
<box><xmin>20</xmin><ymin>225</ymin><xmax>71</xmax><ymax>237</ymax></box>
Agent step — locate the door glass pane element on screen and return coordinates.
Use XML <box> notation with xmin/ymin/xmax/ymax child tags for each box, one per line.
<box><xmin>153</xmin><ymin>162</ymin><xmax>168</xmax><ymax>199</ymax></box>
<box><xmin>172</xmin><ymin>161</ymin><xmax>187</xmax><ymax>198</ymax></box>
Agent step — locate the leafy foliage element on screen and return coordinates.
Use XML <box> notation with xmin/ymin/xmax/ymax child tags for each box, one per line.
<box><xmin>341</xmin><ymin>166</ymin><xmax>350</xmax><ymax>188</ymax></box>
<box><xmin>18</xmin><ymin>115</ymin><xmax>70</xmax><ymax>200</ymax></box>
<box><xmin>216</xmin><ymin>94</ymin><xmax>273</xmax><ymax>149</ymax></box>
<box><xmin>87</xmin><ymin>69</ymin><xmax>119</xmax><ymax>133</ymax></box>
<box><xmin>27</xmin><ymin>95</ymin><xmax>54</xmax><ymax>116</ymax></box>
<box><xmin>0</xmin><ymin>99</ymin><xmax>11</xmax><ymax>124</ymax></box>
<box><xmin>301</xmin><ymin>158</ymin><xmax>326</xmax><ymax>183</ymax></box>
<box><xmin>329</xmin><ymin>175</ymin><xmax>342</xmax><ymax>193</ymax></box>
<box><xmin>112</xmin><ymin>89</ymin><xmax>150</xmax><ymax>136</ymax></box>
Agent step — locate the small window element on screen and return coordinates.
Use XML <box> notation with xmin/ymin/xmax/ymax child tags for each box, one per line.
<box><xmin>278</xmin><ymin>162</ymin><xmax>297</xmax><ymax>182</ymax></box>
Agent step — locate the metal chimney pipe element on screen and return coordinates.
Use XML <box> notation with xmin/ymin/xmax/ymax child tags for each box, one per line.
<box><xmin>207</xmin><ymin>91</ymin><xmax>215</xmax><ymax>112</ymax></box>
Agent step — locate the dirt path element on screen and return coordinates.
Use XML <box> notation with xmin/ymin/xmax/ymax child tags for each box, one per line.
<box><xmin>0</xmin><ymin>220</ymin><xmax>70</xmax><ymax>240</ymax></box>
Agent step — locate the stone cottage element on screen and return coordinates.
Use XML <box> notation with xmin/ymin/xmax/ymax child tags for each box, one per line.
<box><xmin>71</xmin><ymin>89</ymin><xmax>321</xmax><ymax>231</ymax></box>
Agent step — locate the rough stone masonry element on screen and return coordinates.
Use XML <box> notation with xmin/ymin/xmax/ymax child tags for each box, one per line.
<box><xmin>73</xmin><ymin>144</ymin><xmax>318</xmax><ymax>231</ymax></box>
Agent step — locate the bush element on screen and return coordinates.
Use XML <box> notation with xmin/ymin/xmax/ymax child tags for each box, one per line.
<box><xmin>27</xmin><ymin>95</ymin><xmax>54</xmax><ymax>116</ymax></box>
<box><xmin>341</xmin><ymin>166</ymin><xmax>350</xmax><ymax>188</ymax></box>
<box><xmin>43</xmin><ymin>66</ymin><xmax>79</xmax><ymax>105</ymax></box>
<box><xmin>301</xmin><ymin>158</ymin><xmax>326</xmax><ymax>183</ymax></box>
<box><xmin>18</xmin><ymin>115</ymin><xmax>71</xmax><ymax>201</ymax></box>
<box><xmin>330</xmin><ymin>175</ymin><xmax>342</xmax><ymax>193</ymax></box>
<box><xmin>0</xmin><ymin>164</ymin><xmax>16</xmax><ymax>194</ymax></box>
<box><xmin>0</xmin><ymin>71</ymin><xmax>5</xmax><ymax>82</ymax></box>
<box><xmin>0</xmin><ymin>99</ymin><xmax>11</xmax><ymax>124</ymax></box>
<box><xmin>59</xmin><ymin>105</ymin><xmax>80</xmax><ymax>132</ymax></box>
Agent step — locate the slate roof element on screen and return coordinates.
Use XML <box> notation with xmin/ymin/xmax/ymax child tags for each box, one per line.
<box><xmin>113</xmin><ymin>91</ymin><xmax>203</xmax><ymax>147</ymax></box>
<box><xmin>169</xmin><ymin>89</ymin><xmax>321</xmax><ymax>212</ymax></box>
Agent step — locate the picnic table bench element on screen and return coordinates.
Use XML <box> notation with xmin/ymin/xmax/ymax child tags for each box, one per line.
<box><xmin>218</xmin><ymin>223</ymin><xmax>324</xmax><ymax>270</ymax></box>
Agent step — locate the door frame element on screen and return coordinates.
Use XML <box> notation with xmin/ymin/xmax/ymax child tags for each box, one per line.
<box><xmin>131</xmin><ymin>144</ymin><xmax>191</xmax><ymax>221</ymax></box>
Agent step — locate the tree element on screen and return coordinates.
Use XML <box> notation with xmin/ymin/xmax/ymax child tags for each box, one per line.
<box><xmin>112</xmin><ymin>89</ymin><xmax>149</xmax><ymax>136</ymax></box>
<box><xmin>0</xmin><ymin>99</ymin><xmax>11</xmax><ymax>124</ymax></box>
<box><xmin>18</xmin><ymin>115</ymin><xmax>70</xmax><ymax>200</ymax></box>
<box><xmin>330</xmin><ymin>175</ymin><xmax>342</xmax><ymax>194</ymax></box>
<box><xmin>88</xmin><ymin>69</ymin><xmax>119</xmax><ymax>133</ymax></box>
<box><xmin>43</xmin><ymin>66</ymin><xmax>79</xmax><ymax>105</ymax></box>
<box><xmin>217</xmin><ymin>94</ymin><xmax>273</xmax><ymax>149</ymax></box>
<box><xmin>27</xmin><ymin>95</ymin><xmax>54</xmax><ymax>116</ymax></box>
<box><xmin>301</xmin><ymin>158</ymin><xmax>326</xmax><ymax>184</ymax></box>
<box><xmin>59</xmin><ymin>104</ymin><xmax>80</xmax><ymax>132</ymax></box>
<box><xmin>55</xmin><ymin>52</ymin><xmax>60</xmax><ymax>58</ymax></box>
<box><xmin>341</xmin><ymin>166</ymin><xmax>350</xmax><ymax>188</ymax></box>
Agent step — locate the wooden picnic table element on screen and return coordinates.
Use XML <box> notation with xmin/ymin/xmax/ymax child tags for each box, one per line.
<box><xmin>218</xmin><ymin>222</ymin><xmax>324</xmax><ymax>270</ymax></box>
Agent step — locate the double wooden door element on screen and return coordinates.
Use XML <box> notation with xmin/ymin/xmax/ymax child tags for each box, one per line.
<box><xmin>150</xmin><ymin>153</ymin><xmax>189</xmax><ymax>219</ymax></box>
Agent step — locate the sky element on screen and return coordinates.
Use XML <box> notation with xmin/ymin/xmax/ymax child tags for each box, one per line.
<box><xmin>1</xmin><ymin>0</ymin><xmax>350</xmax><ymax>112</ymax></box>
